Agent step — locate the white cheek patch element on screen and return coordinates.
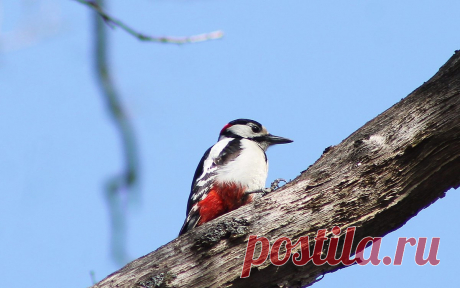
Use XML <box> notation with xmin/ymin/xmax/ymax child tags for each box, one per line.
<box><xmin>228</xmin><ymin>125</ymin><xmax>253</xmax><ymax>138</ymax></box>
<box><xmin>228</xmin><ymin>124</ymin><xmax>268</xmax><ymax>139</ymax></box>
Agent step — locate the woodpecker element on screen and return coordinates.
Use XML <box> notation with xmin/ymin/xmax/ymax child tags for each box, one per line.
<box><xmin>179</xmin><ymin>119</ymin><xmax>292</xmax><ymax>235</ymax></box>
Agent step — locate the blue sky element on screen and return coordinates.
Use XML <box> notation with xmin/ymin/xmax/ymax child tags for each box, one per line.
<box><xmin>0</xmin><ymin>0</ymin><xmax>459</xmax><ymax>287</ymax></box>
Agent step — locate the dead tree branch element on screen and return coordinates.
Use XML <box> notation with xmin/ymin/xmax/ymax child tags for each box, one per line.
<box><xmin>75</xmin><ymin>0</ymin><xmax>224</xmax><ymax>44</ymax></box>
<box><xmin>92</xmin><ymin>51</ymin><xmax>460</xmax><ymax>287</ymax></box>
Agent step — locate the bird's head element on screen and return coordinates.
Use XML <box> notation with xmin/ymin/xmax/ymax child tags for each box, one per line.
<box><xmin>218</xmin><ymin>119</ymin><xmax>293</xmax><ymax>150</ymax></box>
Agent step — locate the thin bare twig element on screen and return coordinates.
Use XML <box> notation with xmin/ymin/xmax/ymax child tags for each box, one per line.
<box><xmin>82</xmin><ymin>0</ymin><xmax>224</xmax><ymax>265</ymax></box>
<box><xmin>75</xmin><ymin>0</ymin><xmax>224</xmax><ymax>44</ymax></box>
<box><xmin>94</xmin><ymin>0</ymin><xmax>139</xmax><ymax>265</ymax></box>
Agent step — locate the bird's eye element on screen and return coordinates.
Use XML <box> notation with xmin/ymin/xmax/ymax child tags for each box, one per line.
<box><xmin>251</xmin><ymin>125</ymin><xmax>261</xmax><ymax>133</ymax></box>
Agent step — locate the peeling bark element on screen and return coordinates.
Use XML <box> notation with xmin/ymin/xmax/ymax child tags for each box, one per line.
<box><xmin>92</xmin><ymin>50</ymin><xmax>460</xmax><ymax>288</ymax></box>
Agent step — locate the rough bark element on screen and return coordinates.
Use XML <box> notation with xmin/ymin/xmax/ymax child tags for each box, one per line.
<box><xmin>92</xmin><ymin>50</ymin><xmax>460</xmax><ymax>288</ymax></box>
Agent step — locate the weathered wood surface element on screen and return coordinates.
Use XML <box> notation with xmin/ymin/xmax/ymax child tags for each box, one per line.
<box><xmin>93</xmin><ymin>50</ymin><xmax>460</xmax><ymax>288</ymax></box>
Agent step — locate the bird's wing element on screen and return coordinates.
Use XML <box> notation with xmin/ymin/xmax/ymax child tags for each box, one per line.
<box><xmin>179</xmin><ymin>138</ymin><xmax>241</xmax><ymax>235</ymax></box>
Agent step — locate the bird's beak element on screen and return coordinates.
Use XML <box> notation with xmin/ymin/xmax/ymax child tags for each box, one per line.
<box><xmin>265</xmin><ymin>134</ymin><xmax>293</xmax><ymax>145</ymax></box>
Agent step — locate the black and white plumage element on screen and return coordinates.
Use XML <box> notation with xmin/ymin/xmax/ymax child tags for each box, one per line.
<box><xmin>179</xmin><ymin>119</ymin><xmax>292</xmax><ymax>235</ymax></box>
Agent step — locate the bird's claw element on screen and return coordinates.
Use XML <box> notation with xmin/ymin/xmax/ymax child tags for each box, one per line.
<box><xmin>246</xmin><ymin>178</ymin><xmax>287</xmax><ymax>196</ymax></box>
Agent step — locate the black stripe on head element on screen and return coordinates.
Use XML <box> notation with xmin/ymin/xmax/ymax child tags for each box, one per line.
<box><xmin>228</xmin><ymin>119</ymin><xmax>262</xmax><ymax>127</ymax></box>
<box><xmin>220</xmin><ymin>119</ymin><xmax>263</xmax><ymax>137</ymax></box>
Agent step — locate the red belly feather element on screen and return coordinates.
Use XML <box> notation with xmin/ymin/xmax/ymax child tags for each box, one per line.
<box><xmin>197</xmin><ymin>183</ymin><xmax>253</xmax><ymax>225</ymax></box>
